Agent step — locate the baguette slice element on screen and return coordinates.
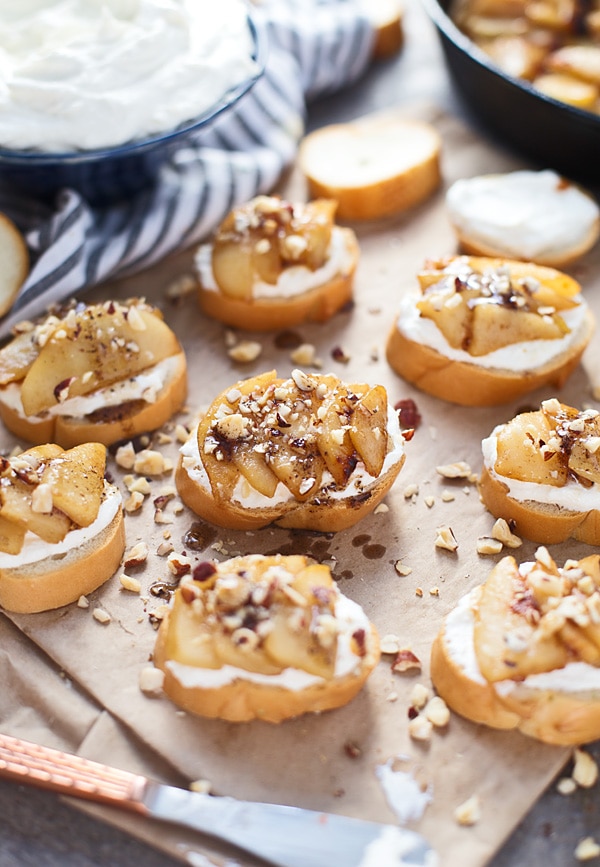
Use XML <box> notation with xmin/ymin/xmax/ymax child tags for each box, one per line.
<box><xmin>0</xmin><ymin>213</ymin><xmax>28</xmax><ymax>318</ymax></box>
<box><xmin>479</xmin><ymin>399</ymin><xmax>600</xmax><ymax>544</ymax></box>
<box><xmin>368</xmin><ymin>0</ymin><xmax>404</xmax><ymax>59</ymax></box>
<box><xmin>299</xmin><ymin>114</ymin><xmax>442</xmax><ymax>221</ymax></box>
<box><xmin>386</xmin><ymin>256</ymin><xmax>595</xmax><ymax>406</ymax></box>
<box><xmin>176</xmin><ymin>370</ymin><xmax>408</xmax><ymax>531</ymax></box>
<box><xmin>153</xmin><ymin>554</ymin><xmax>380</xmax><ymax>722</ymax></box>
<box><xmin>431</xmin><ymin>552</ymin><xmax>600</xmax><ymax>745</ymax></box>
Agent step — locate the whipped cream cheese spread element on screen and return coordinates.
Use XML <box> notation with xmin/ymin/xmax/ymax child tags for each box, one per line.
<box><xmin>446</xmin><ymin>170</ymin><xmax>600</xmax><ymax>261</ymax></box>
<box><xmin>397</xmin><ymin>294</ymin><xmax>587</xmax><ymax>371</ymax></box>
<box><xmin>196</xmin><ymin>227</ymin><xmax>354</xmax><ymax>300</ymax></box>
<box><xmin>0</xmin><ymin>0</ymin><xmax>258</xmax><ymax>152</ymax></box>
<box><xmin>0</xmin><ymin>484</ymin><xmax>121</xmax><ymax>569</ymax></box>
<box><xmin>179</xmin><ymin>402</ymin><xmax>405</xmax><ymax>509</ymax></box>
<box><xmin>166</xmin><ymin>593</ymin><xmax>372</xmax><ymax>690</ymax></box>
<box><xmin>445</xmin><ymin>588</ymin><xmax>600</xmax><ymax>694</ymax></box>
<box><xmin>0</xmin><ymin>355</ymin><xmax>181</xmax><ymax>419</ymax></box>
<box><xmin>482</xmin><ymin>428</ymin><xmax>600</xmax><ymax>512</ymax></box>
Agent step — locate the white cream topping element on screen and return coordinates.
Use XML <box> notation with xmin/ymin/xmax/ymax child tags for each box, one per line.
<box><xmin>444</xmin><ymin>588</ymin><xmax>600</xmax><ymax>694</ymax></box>
<box><xmin>196</xmin><ymin>227</ymin><xmax>353</xmax><ymax>300</ymax></box>
<box><xmin>0</xmin><ymin>0</ymin><xmax>258</xmax><ymax>152</ymax></box>
<box><xmin>166</xmin><ymin>593</ymin><xmax>371</xmax><ymax>690</ymax></box>
<box><xmin>0</xmin><ymin>354</ymin><xmax>181</xmax><ymax>420</ymax></box>
<box><xmin>359</xmin><ymin>825</ymin><xmax>439</xmax><ymax>867</ymax></box>
<box><xmin>482</xmin><ymin>427</ymin><xmax>600</xmax><ymax>512</ymax></box>
<box><xmin>179</xmin><ymin>399</ymin><xmax>405</xmax><ymax>509</ymax></box>
<box><xmin>0</xmin><ymin>484</ymin><xmax>122</xmax><ymax>569</ymax></box>
<box><xmin>374</xmin><ymin>760</ymin><xmax>434</xmax><ymax>824</ymax></box>
<box><xmin>396</xmin><ymin>293</ymin><xmax>587</xmax><ymax>372</ymax></box>
<box><xmin>446</xmin><ymin>170</ymin><xmax>600</xmax><ymax>261</ymax></box>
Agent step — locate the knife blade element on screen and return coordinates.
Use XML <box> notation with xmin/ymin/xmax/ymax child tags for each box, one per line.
<box><xmin>0</xmin><ymin>732</ymin><xmax>437</xmax><ymax>867</ymax></box>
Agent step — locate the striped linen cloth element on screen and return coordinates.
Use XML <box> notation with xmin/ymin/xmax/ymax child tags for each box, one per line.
<box><xmin>0</xmin><ymin>0</ymin><xmax>375</xmax><ymax>339</ymax></box>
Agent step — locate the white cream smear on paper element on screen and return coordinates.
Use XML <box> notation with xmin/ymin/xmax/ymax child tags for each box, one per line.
<box><xmin>0</xmin><ymin>355</ymin><xmax>181</xmax><ymax>419</ymax></box>
<box><xmin>444</xmin><ymin>589</ymin><xmax>600</xmax><ymax>694</ymax></box>
<box><xmin>482</xmin><ymin>428</ymin><xmax>600</xmax><ymax>512</ymax></box>
<box><xmin>446</xmin><ymin>170</ymin><xmax>600</xmax><ymax>261</ymax></box>
<box><xmin>166</xmin><ymin>594</ymin><xmax>371</xmax><ymax>690</ymax></box>
<box><xmin>179</xmin><ymin>402</ymin><xmax>405</xmax><ymax>510</ymax></box>
<box><xmin>375</xmin><ymin>759</ymin><xmax>433</xmax><ymax>824</ymax></box>
<box><xmin>396</xmin><ymin>295</ymin><xmax>587</xmax><ymax>372</ymax></box>
<box><xmin>0</xmin><ymin>485</ymin><xmax>122</xmax><ymax>569</ymax></box>
<box><xmin>196</xmin><ymin>227</ymin><xmax>354</xmax><ymax>300</ymax></box>
<box><xmin>0</xmin><ymin>0</ymin><xmax>258</xmax><ymax>151</ymax></box>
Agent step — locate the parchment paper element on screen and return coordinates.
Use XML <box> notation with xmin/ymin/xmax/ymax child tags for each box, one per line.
<box><xmin>2</xmin><ymin>104</ymin><xmax>599</xmax><ymax>866</ymax></box>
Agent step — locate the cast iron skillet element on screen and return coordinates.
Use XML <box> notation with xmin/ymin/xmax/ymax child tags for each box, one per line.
<box><xmin>423</xmin><ymin>0</ymin><xmax>600</xmax><ymax>189</ymax></box>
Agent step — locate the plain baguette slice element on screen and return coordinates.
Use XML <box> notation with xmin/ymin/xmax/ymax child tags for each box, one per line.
<box><xmin>298</xmin><ymin>114</ymin><xmax>442</xmax><ymax>221</ymax></box>
<box><xmin>368</xmin><ymin>0</ymin><xmax>404</xmax><ymax>59</ymax></box>
<box><xmin>0</xmin><ymin>213</ymin><xmax>28</xmax><ymax>318</ymax></box>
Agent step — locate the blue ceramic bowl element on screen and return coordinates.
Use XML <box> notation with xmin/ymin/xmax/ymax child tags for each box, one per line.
<box><xmin>424</xmin><ymin>0</ymin><xmax>600</xmax><ymax>189</ymax></box>
<box><xmin>0</xmin><ymin>16</ymin><xmax>266</xmax><ymax>207</ymax></box>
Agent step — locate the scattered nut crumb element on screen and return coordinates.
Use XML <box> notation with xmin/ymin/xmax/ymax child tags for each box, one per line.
<box><xmin>157</xmin><ymin>540</ymin><xmax>175</xmax><ymax>556</ymax></box>
<box><xmin>120</xmin><ymin>573</ymin><xmax>142</xmax><ymax>593</ymax></box>
<box><xmin>392</xmin><ymin>648</ymin><xmax>421</xmax><ymax>673</ymax></box>
<box><xmin>77</xmin><ymin>595</ymin><xmax>89</xmax><ymax>609</ymax></box>
<box><xmin>374</xmin><ymin>503</ymin><xmax>389</xmax><ymax>514</ymax></box>
<box><xmin>394</xmin><ymin>560</ymin><xmax>412</xmax><ymax>576</ymax></box>
<box><xmin>380</xmin><ymin>634</ymin><xmax>401</xmax><ymax>654</ymax></box>
<box><xmin>167</xmin><ymin>551</ymin><xmax>192</xmax><ymax>577</ymax></box>
<box><xmin>331</xmin><ymin>345</ymin><xmax>350</xmax><ymax>364</ymax></box>
<box><xmin>441</xmin><ymin>490</ymin><xmax>455</xmax><ymax>502</ymax></box>
<box><xmin>92</xmin><ymin>608</ymin><xmax>111</xmax><ymax>625</ymax></box>
<box><xmin>165</xmin><ymin>273</ymin><xmax>196</xmax><ymax>301</ymax></box>
<box><xmin>290</xmin><ymin>342</ymin><xmax>321</xmax><ymax>367</ymax></box>
<box><xmin>491</xmin><ymin>518</ymin><xmax>522</xmax><ymax>549</ymax></box>
<box><xmin>124</xmin><ymin>541</ymin><xmax>149</xmax><ymax>568</ymax></box>
<box><xmin>477</xmin><ymin>537</ymin><xmax>503</xmax><ymax>556</ymax></box>
<box><xmin>115</xmin><ymin>442</ymin><xmax>136</xmax><ymax>470</ymax></box>
<box><xmin>134</xmin><ymin>449</ymin><xmax>171</xmax><ymax>476</ymax></box>
<box><xmin>386</xmin><ymin>691</ymin><xmax>399</xmax><ymax>702</ymax></box>
<box><xmin>228</xmin><ymin>340</ymin><xmax>262</xmax><ymax>363</ymax></box>
<box><xmin>436</xmin><ymin>461</ymin><xmax>472</xmax><ymax>479</ymax></box>
<box><xmin>573</xmin><ymin>748</ymin><xmax>599</xmax><ymax>788</ymax></box>
<box><xmin>424</xmin><ymin>495</ymin><xmax>435</xmax><ymax>508</ymax></box>
<box><xmin>344</xmin><ymin>741</ymin><xmax>362</xmax><ymax>759</ymax></box>
<box><xmin>575</xmin><ymin>837</ymin><xmax>600</xmax><ymax>861</ymax></box>
<box><xmin>557</xmin><ymin>777</ymin><xmax>577</xmax><ymax>795</ymax></box>
<box><xmin>435</xmin><ymin>525</ymin><xmax>458</xmax><ymax>552</ymax></box>
<box><xmin>175</xmin><ymin>423</ymin><xmax>190</xmax><ymax>443</ymax></box>
<box><xmin>424</xmin><ymin>696</ymin><xmax>450</xmax><ymax>727</ymax></box>
<box><xmin>429</xmin><ymin>586</ymin><xmax>440</xmax><ymax>597</ymax></box>
<box><xmin>139</xmin><ymin>666</ymin><xmax>164</xmax><ymax>696</ymax></box>
<box><xmin>410</xmin><ymin>683</ymin><xmax>430</xmax><ymax>710</ymax></box>
<box><xmin>190</xmin><ymin>778</ymin><xmax>212</xmax><ymax>795</ymax></box>
<box><xmin>408</xmin><ymin>715</ymin><xmax>432</xmax><ymax>742</ymax></box>
<box><xmin>403</xmin><ymin>483</ymin><xmax>419</xmax><ymax>499</ymax></box>
<box><xmin>454</xmin><ymin>794</ymin><xmax>481</xmax><ymax>826</ymax></box>
<box><xmin>124</xmin><ymin>475</ymin><xmax>152</xmax><ymax>496</ymax></box>
<box><xmin>415</xmin><ymin>587</ymin><xmax>423</xmax><ymax>597</ymax></box>
<box><xmin>124</xmin><ymin>491</ymin><xmax>145</xmax><ymax>513</ymax></box>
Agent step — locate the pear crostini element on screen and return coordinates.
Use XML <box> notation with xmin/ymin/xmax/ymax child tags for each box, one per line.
<box><xmin>195</xmin><ymin>195</ymin><xmax>359</xmax><ymax>331</ymax></box>
<box><xmin>176</xmin><ymin>369</ymin><xmax>409</xmax><ymax>531</ymax></box>
<box><xmin>153</xmin><ymin>554</ymin><xmax>380</xmax><ymax>723</ymax></box>
<box><xmin>0</xmin><ymin>298</ymin><xmax>187</xmax><ymax>447</ymax></box>
<box><xmin>431</xmin><ymin>548</ymin><xmax>600</xmax><ymax>745</ymax></box>
<box><xmin>0</xmin><ymin>442</ymin><xmax>124</xmax><ymax>613</ymax></box>
<box><xmin>385</xmin><ymin>255</ymin><xmax>594</xmax><ymax>406</ymax></box>
<box><xmin>480</xmin><ymin>398</ymin><xmax>600</xmax><ymax>545</ymax></box>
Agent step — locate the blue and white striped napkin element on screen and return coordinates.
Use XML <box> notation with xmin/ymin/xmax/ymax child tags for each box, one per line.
<box><xmin>0</xmin><ymin>0</ymin><xmax>375</xmax><ymax>339</ymax></box>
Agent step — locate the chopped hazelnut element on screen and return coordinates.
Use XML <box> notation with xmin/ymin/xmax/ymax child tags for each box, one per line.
<box><xmin>435</xmin><ymin>525</ymin><xmax>458</xmax><ymax>552</ymax></box>
<box><xmin>454</xmin><ymin>794</ymin><xmax>481</xmax><ymax>826</ymax></box>
<box><xmin>436</xmin><ymin>461</ymin><xmax>472</xmax><ymax>479</ymax></box>
<box><xmin>491</xmin><ymin>518</ymin><xmax>522</xmax><ymax>549</ymax></box>
<box><xmin>477</xmin><ymin>537</ymin><xmax>503</xmax><ymax>556</ymax></box>
<box><xmin>575</xmin><ymin>837</ymin><xmax>600</xmax><ymax>861</ymax></box>
<box><xmin>408</xmin><ymin>715</ymin><xmax>432</xmax><ymax>742</ymax></box>
<box><xmin>119</xmin><ymin>573</ymin><xmax>142</xmax><ymax>593</ymax></box>
<box><xmin>124</xmin><ymin>541</ymin><xmax>149</xmax><ymax>568</ymax></box>
<box><xmin>139</xmin><ymin>666</ymin><xmax>164</xmax><ymax>696</ymax></box>
<box><xmin>424</xmin><ymin>696</ymin><xmax>450</xmax><ymax>727</ymax></box>
<box><xmin>92</xmin><ymin>608</ymin><xmax>111</xmax><ymax>625</ymax></box>
<box><xmin>228</xmin><ymin>340</ymin><xmax>262</xmax><ymax>363</ymax></box>
<box><xmin>573</xmin><ymin>748</ymin><xmax>599</xmax><ymax>788</ymax></box>
<box><xmin>409</xmin><ymin>683</ymin><xmax>430</xmax><ymax>709</ymax></box>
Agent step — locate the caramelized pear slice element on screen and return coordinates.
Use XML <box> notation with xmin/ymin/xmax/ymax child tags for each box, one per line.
<box><xmin>295</xmin><ymin>199</ymin><xmax>335</xmax><ymax>270</ymax></box>
<box><xmin>0</xmin><ymin>479</ymin><xmax>71</xmax><ymax>543</ymax></box>
<box><xmin>231</xmin><ymin>447</ymin><xmax>279</xmax><ymax>498</ymax></box>
<box><xmin>417</xmin><ymin>287</ymin><xmax>478</xmax><ymax>349</ymax></box>
<box><xmin>20</xmin><ymin>304</ymin><xmax>181</xmax><ymax>417</ymax></box>
<box><xmin>211</xmin><ymin>234</ymin><xmax>254</xmax><ymax>300</ymax></box>
<box><xmin>292</xmin><ymin>563</ymin><xmax>335</xmax><ymax>606</ymax></box>
<box><xmin>263</xmin><ymin>609</ymin><xmax>336</xmax><ymax>678</ymax></box>
<box><xmin>164</xmin><ymin>589</ymin><xmax>221</xmax><ymax>669</ymax></box>
<box><xmin>468</xmin><ymin>304</ymin><xmax>567</xmax><ymax>356</ymax></box>
<box><xmin>0</xmin><ymin>513</ymin><xmax>26</xmax><ymax>554</ymax></box>
<box><xmin>473</xmin><ymin>556</ymin><xmax>568</xmax><ymax>682</ymax></box>
<box><xmin>212</xmin><ymin>631</ymin><xmax>282</xmax><ymax>675</ymax></box>
<box><xmin>41</xmin><ymin>442</ymin><xmax>106</xmax><ymax>527</ymax></box>
<box><xmin>349</xmin><ymin>386</ymin><xmax>388</xmax><ymax>477</ymax></box>
<box><xmin>267</xmin><ymin>442</ymin><xmax>324</xmax><ymax>500</ymax></box>
<box><xmin>316</xmin><ymin>399</ymin><xmax>356</xmax><ymax>486</ymax></box>
<box><xmin>0</xmin><ymin>329</ymin><xmax>39</xmax><ymax>386</ymax></box>
<box><xmin>494</xmin><ymin>410</ymin><xmax>568</xmax><ymax>486</ymax></box>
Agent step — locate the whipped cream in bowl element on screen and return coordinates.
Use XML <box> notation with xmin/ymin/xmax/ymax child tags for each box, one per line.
<box><xmin>0</xmin><ymin>0</ymin><xmax>265</xmax><ymax>203</ymax></box>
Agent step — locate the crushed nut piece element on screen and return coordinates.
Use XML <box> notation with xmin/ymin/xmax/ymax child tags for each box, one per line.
<box><xmin>134</xmin><ymin>449</ymin><xmax>170</xmax><ymax>476</ymax></box>
<box><xmin>394</xmin><ymin>561</ymin><xmax>412</xmax><ymax>576</ymax></box>
<box><xmin>115</xmin><ymin>442</ymin><xmax>136</xmax><ymax>470</ymax></box>
<box><xmin>392</xmin><ymin>648</ymin><xmax>421</xmax><ymax>673</ymax></box>
<box><xmin>477</xmin><ymin>537</ymin><xmax>504</xmax><ymax>556</ymax></box>
<box><xmin>415</xmin><ymin>587</ymin><xmax>423</xmax><ymax>597</ymax></box>
<box><xmin>435</xmin><ymin>525</ymin><xmax>458</xmax><ymax>552</ymax></box>
<box><xmin>575</xmin><ymin>838</ymin><xmax>600</xmax><ymax>861</ymax></box>
<box><xmin>167</xmin><ymin>551</ymin><xmax>192</xmax><ymax>577</ymax></box>
<box><xmin>344</xmin><ymin>741</ymin><xmax>362</xmax><ymax>759</ymax></box>
<box><xmin>139</xmin><ymin>666</ymin><xmax>164</xmax><ymax>696</ymax></box>
<box><xmin>228</xmin><ymin>340</ymin><xmax>262</xmax><ymax>363</ymax></box>
<box><xmin>190</xmin><ymin>778</ymin><xmax>212</xmax><ymax>795</ymax></box>
<box><xmin>573</xmin><ymin>748</ymin><xmax>599</xmax><ymax>788</ymax></box>
<box><xmin>424</xmin><ymin>696</ymin><xmax>450</xmax><ymax>727</ymax></box>
<box><xmin>124</xmin><ymin>491</ymin><xmax>145</xmax><ymax>513</ymax></box>
<box><xmin>436</xmin><ymin>461</ymin><xmax>472</xmax><ymax>479</ymax></box>
<box><xmin>290</xmin><ymin>343</ymin><xmax>321</xmax><ymax>368</ymax></box>
<box><xmin>124</xmin><ymin>541</ymin><xmax>149</xmax><ymax>568</ymax></box>
<box><xmin>77</xmin><ymin>595</ymin><xmax>89</xmax><ymax>609</ymax></box>
<box><xmin>424</xmin><ymin>495</ymin><xmax>435</xmax><ymax>508</ymax></box>
<box><xmin>380</xmin><ymin>634</ymin><xmax>401</xmax><ymax>654</ymax></box>
<box><xmin>429</xmin><ymin>586</ymin><xmax>440</xmax><ymax>597</ymax></box>
<box><xmin>408</xmin><ymin>715</ymin><xmax>432</xmax><ymax>742</ymax></box>
<box><xmin>557</xmin><ymin>777</ymin><xmax>577</xmax><ymax>795</ymax></box>
<box><xmin>120</xmin><ymin>573</ymin><xmax>142</xmax><ymax>593</ymax></box>
<box><xmin>454</xmin><ymin>794</ymin><xmax>481</xmax><ymax>826</ymax></box>
<box><xmin>491</xmin><ymin>518</ymin><xmax>522</xmax><ymax>549</ymax></box>
<box><xmin>157</xmin><ymin>540</ymin><xmax>175</xmax><ymax>556</ymax></box>
<box><xmin>403</xmin><ymin>483</ymin><xmax>419</xmax><ymax>499</ymax></box>
<box><xmin>441</xmin><ymin>490</ymin><xmax>455</xmax><ymax>502</ymax></box>
<box><xmin>92</xmin><ymin>608</ymin><xmax>111</xmax><ymax>625</ymax></box>
<box><xmin>409</xmin><ymin>683</ymin><xmax>430</xmax><ymax>709</ymax></box>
